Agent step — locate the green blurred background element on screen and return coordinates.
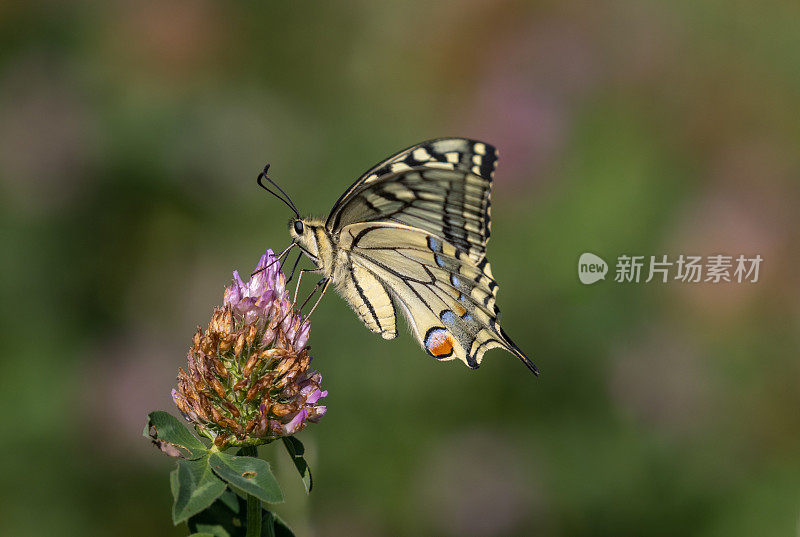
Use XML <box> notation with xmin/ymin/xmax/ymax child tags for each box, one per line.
<box><xmin>1</xmin><ymin>1</ymin><xmax>799</xmax><ymax>536</ymax></box>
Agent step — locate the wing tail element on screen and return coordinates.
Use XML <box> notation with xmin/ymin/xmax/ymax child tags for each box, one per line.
<box><xmin>500</xmin><ymin>327</ymin><xmax>539</xmax><ymax>376</ymax></box>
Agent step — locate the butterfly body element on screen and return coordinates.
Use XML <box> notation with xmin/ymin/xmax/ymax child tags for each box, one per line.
<box><xmin>285</xmin><ymin>138</ymin><xmax>538</xmax><ymax>375</ymax></box>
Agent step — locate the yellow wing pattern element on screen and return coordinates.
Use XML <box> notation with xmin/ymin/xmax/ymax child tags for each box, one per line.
<box><xmin>338</xmin><ymin>222</ymin><xmax>537</xmax><ymax>373</ymax></box>
<box><xmin>338</xmin><ymin>263</ymin><xmax>397</xmax><ymax>340</ymax></box>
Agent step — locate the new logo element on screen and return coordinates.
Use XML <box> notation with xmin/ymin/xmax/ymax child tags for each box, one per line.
<box><xmin>578</xmin><ymin>253</ymin><xmax>608</xmax><ymax>284</ymax></box>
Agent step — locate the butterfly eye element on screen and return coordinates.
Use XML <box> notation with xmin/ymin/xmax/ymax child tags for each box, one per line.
<box><xmin>293</xmin><ymin>220</ymin><xmax>304</xmax><ymax>234</ymax></box>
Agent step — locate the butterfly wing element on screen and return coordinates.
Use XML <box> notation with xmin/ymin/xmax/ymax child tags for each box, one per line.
<box><xmin>338</xmin><ymin>222</ymin><xmax>538</xmax><ymax>374</ymax></box>
<box><xmin>338</xmin><ymin>262</ymin><xmax>398</xmax><ymax>341</ymax></box>
<box><xmin>326</xmin><ymin>138</ymin><xmax>497</xmax><ymax>263</ymax></box>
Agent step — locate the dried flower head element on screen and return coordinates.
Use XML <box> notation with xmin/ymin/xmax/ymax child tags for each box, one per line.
<box><xmin>172</xmin><ymin>249</ymin><xmax>327</xmax><ymax>448</ymax></box>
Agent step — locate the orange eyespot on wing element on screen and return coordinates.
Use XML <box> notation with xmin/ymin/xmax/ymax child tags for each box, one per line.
<box><xmin>424</xmin><ymin>328</ymin><xmax>454</xmax><ymax>359</ymax></box>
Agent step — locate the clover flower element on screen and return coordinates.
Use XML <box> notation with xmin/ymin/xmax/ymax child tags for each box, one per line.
<box><xmin>172</xmin><ymin>249</ymin><xmax>327</xmax><ymax>447</ymax></box>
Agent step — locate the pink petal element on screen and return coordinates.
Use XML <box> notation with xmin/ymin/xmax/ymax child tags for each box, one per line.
<box><xmin>284</xmin><ymin>408</ymin><xmax>309</xmax><ymax>435</ymax></box>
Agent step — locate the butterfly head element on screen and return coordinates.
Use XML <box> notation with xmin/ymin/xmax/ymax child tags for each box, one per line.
<box><xmin>289</xmin><ymin>217</ymin><xmax>326</xmax><ymax>265</ymax></box>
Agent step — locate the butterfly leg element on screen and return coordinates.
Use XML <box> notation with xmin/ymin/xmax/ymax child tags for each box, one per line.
<box><xmin>292</xmin><ymin>267</ymin><xmax>324</xmax><ymax>306</ymax></box>
<box><xmin>284</xmin><ymin>249</ymin><xmax>303</xmax><ymax>285</ymax></box>
<box><xmin>302</xmin><ymin>278</ymin><xmax>331</xmax><ymax>321</ymax></box>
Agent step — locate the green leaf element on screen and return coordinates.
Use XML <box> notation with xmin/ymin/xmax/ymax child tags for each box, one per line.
<box><xmin>281</xmin><ymin>437</ymin><xmax>312</xmax><ymax>493</ymax></box>
<box><xmin>262</xmin><ymin>512</ymin><xmax>275</xmax><ymax>537</ymax></box>
<box><xmin>188</xmin><ymin>488</ymin><xmax>243</xmax><ymax>537</ymax></box>
<box><xmin>264</xmin><ymin>511</ymin><xmax>295</xmax><ymax>537</ymax></box>
<box><xmin>145</xmin><ymin>410</ymin><xmax>207</xmax><ymax>460</ymax></box>
<box><xmin>218</xmin><ymin>488</ymin><xmax>241</xmax><ymax>513</ymax></box>
<box><xmin>172</xmin><ymin>456</ymin><xmax>227</xmax><ymax>524</ymax></box>
<box><xmin>190</xmin><ymin>530</ymin><xmax>227</xmax><ymax>537</ymax></box>
<box><xmin>188</xmin><ymin>490</ymin><xmax>295</xmax><ymax>537</ymax></box>
<box><xmin>209</xmin><ymin>452</ymin><xmax>284</xmax><ymax>504</ymax></box>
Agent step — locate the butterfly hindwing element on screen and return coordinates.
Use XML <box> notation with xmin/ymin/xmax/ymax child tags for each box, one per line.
<box><xmin>339</xmin><ymin>263</ymin><xmax>397</xmax><ymax>340</ymax></box>
<box><xmin>338</xmin><ymin>222</ymin><xmax>534</xmax><ymax>371</ymax></box>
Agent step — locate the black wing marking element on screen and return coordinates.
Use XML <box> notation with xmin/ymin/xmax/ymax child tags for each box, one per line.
<box><xmin>328</xmin><ymin>166</ymin><xmax>493</xmax><ymax>263</ymax></box>
<box><xmin>326</xmin><ymin>138</ymin><xmax>498</xmax><ymax>263</ymax></box>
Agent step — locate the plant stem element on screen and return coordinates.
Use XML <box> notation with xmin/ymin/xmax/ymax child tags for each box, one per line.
<box><xmin>241</xmin><ymin>445</ymin><xmax>262</xmax><ymax>537</ymax></box>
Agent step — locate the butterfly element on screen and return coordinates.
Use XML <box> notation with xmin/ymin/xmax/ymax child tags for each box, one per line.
<box><xmin>258</xmin><ymin>138</ymin><xmax>538</xmax><ymax>374</ymax></box>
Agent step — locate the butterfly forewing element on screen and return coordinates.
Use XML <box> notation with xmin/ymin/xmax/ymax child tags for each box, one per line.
<box><xmin>326</xmin><ymin>138</ymin><xmax>497</xmax><ymax>263</ymax></box>
<box><xmin>329</xmin><ymin>168</ymin><xmax>492</xmax><ymax>263</ymax></box>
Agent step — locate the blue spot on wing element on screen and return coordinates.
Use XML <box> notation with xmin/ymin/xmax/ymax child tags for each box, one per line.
<box><xmin>427</xmin><ymin>236</ymin><xmax>443</xmax><ymax>253</ymax></box>
<box><xmin>440</xmin><ymin>310</ymin><xmax>458</xmax><ymax>325</ymax></box>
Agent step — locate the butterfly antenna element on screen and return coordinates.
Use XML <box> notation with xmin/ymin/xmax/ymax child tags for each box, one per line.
<box><xmin>256</xmin><ymin>164</ymin><xmax>300</xmax><ymax>218</ymax></box>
